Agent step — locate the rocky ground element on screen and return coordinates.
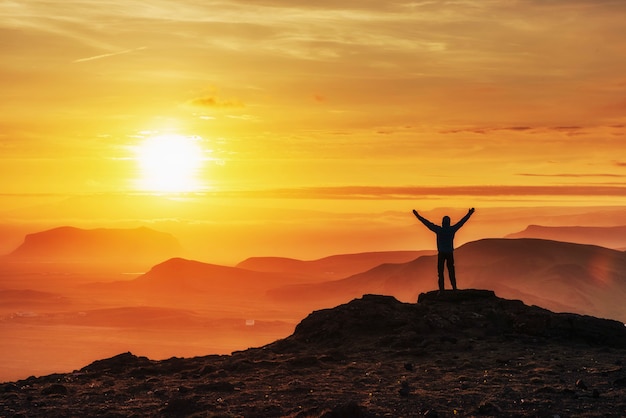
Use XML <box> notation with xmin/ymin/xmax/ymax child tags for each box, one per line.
<box><xmin>2</xmin><ymin>290</ymin><xmax>626</xmax><ymax>417</ymax></box>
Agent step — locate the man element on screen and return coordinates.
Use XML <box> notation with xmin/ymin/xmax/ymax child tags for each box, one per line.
<box><xmin>412</xmin><ymin>208</ymin><xmax>475</xmax><ymax>291</ymax></box>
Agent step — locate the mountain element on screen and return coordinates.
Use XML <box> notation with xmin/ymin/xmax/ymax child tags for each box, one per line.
<box><xmin>133</xmin><ymin>257</ymin><xmax>301</xmax><ymax>293</ymax></box>
<box><xmin>7</xmin><ymin>226</ymin><xmax>182</xmax><ymax>266</ymax></box>
<box><xmin>268</xmin><ymin>238</ymin><xmax>626</xmax><ymax>322</ymax></box>
<box><xmin>236</xmin><ymin>250</ymin><xmax>432</xmax><ymax>280</ymax></box>
<box><xmin>3</xmin><ymin>291</ymin><xmax>626</xmax><ymax>417</ymax></box>
<box><xmin>506</xmin><ymin>224</ymin><xmax>626</xmax><ymax>249</ymax></box>
<box><xmin>90</xmin><ymin>257</ymin><xmax>308</xmax><ymax>315</ymax></box>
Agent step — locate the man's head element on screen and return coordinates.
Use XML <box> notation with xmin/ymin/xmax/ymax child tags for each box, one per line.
<box><xmin>442</xmin><ymin>215</ymin><xmax>450</xmax><ymax>227</ymax></box>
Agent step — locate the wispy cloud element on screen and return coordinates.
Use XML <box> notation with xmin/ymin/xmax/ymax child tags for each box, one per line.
<box><xmin>518</xmin><ymin>173</ymin><xmax>626</xmax><ymax>178</ymax></box>
<box><xmin>73</xmin><ymin>46</ymin><xmax>146</xmax><ymax>63</ymax></box>
<box><xmin>188</xmin><ymin>95</ymin><xmax>244</xmax><ymax>109</ymax></box>
<box><xmin>217</xmin><ymin>185</ymin><xmax>626</xmax><ymax>200</ymax></box>
<box><xmin>440</xmin><ymin>125</ymin><xmax>586</xmax><ymax>135</ymax></box>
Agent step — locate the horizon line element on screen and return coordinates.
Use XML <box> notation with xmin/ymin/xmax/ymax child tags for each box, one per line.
<box><xmin>2</xmin><ymin>184</ymin><xmax>626</xmax><ymax>200</ymax></box>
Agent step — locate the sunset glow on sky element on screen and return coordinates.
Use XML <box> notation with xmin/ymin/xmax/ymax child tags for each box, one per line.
<box><xmin>1</xmin><ymin>1</ymin><xmax>626</xmax><ymax>207</ymax></box>
<box><xmin>7</xmin><ymin>1</ymin><xmax>626</xmax><ymax>387</ymax></box>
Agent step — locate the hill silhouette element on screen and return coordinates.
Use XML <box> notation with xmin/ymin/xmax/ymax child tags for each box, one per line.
<box><xmin>2</xmin><ymin>290</ymin><xmax>626</xmax><ymax>417</ymax></box>
<box><xmin>99</xmin><ymin>257</ymin><xmax>307</xmax><ymax>314</ymax></box>
<box><xmin>7</xmin><ymin>226</ymin><xmax>182</xmax><ymax>267</ymax></box>
<box><xmin>268</xmin><ymin>238</ymin><xmax>626</xmax><ymax>322</ymax></box>
<box><xmin>135</xmin><ymin>257</ymin><xmax>297</xmax><ymax>290</ymax></box>
<box><xmin>237</xmin><ymin>250</ymin><xmax>432</xmax><ymax>280</ymax></box>
<box><xmin>506</xmin><ymin>224</ymin><xmax>626</xmax><ymax>249</ymax></box>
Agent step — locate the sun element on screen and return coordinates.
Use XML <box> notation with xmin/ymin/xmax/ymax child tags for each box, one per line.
<box><xmin>134</xmin><ymin>133</ymin><xmax>206</xmax><ymax>193</ymax></box>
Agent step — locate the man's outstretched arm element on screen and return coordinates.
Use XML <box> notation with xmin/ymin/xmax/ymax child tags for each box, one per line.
<box><xmin>452</xmin><ymin>208</ymin><xmax>475</xmax><ymax>231</ymax></box>
<box><xmin>413</xmin><ymin>209</ymin><xmax>439</xmax><ymax>232</ymax></box>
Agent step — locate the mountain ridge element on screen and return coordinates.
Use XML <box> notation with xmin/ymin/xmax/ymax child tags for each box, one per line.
<box><xmin>236</xmin><ymin>250</ymin><xmax>432</xmax><ymax>280</ymax></box>
<box><xmin>267</xmin><ymin>238</ymin><xmax>626</xmax><ymax>322</ymax></box>
<box><xmin>274</xmin><ymin>290</ymin><xmax>626</xmax><ymax>352</ymax></box>
<box><xmin>506</xmin><ymin>224</ymin><xmax>626</xmax><ymax>249</ymax></box>
<box><xmin>7</xmin><ymin>226</ymin><xmax>182</xmax><ymax>265</ymax></box>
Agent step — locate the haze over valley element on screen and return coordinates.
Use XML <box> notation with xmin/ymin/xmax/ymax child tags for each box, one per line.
<box><xmin>2</xmin><ymin>203</ymin><xmax>626</xmax><ymax>382</ymax></box>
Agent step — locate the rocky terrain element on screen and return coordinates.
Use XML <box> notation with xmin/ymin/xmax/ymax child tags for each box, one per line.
<box><xmin>2</xmin><ymin>290</ymin><xmax>626</xmax><ymax>417</ymax></box>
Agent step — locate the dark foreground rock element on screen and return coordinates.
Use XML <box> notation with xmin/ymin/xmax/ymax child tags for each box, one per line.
<box><xmin>2</xmin><ymin>290</ymin><xmax>626</xmax><ymax>417</ymax></box>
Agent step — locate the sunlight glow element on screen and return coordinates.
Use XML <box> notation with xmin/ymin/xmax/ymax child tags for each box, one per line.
<box><xmin>134</xmin><ymin>133</ymin><xmax>206</xmax><ymax>193</ymax></box>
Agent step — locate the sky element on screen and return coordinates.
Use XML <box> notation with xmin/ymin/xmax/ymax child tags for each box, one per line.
<box><xmin>5</xmin><ymin>1</ymin><xmax>626</xmax><ymax>383</ymax></box>
<box><xmin>2</xmin><ymin>0</ymin><xmax>626</xmax><ymax>210</ymax></box>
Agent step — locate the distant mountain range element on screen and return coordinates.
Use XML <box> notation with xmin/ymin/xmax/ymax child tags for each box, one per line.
<box><xmin>131</xmin><ymin>257</ymin><xmax>300</xmax><ymax>303</ymax></box>
<box><xmin>506</xmin><ymin>224</ymin><xmax>626</xmax><ymax>249</ymax></box>
<box><xmin>85</xmin><ymin>251</ymin><xmax>433</xmax><ymax>314</ymax></box>
<box><xmin>81</xmin><ymin>257</ymin><xmax>313</xmax><ymax>321</ymax></box>
<box><xmin>89</xmin><ymin>237</ymin><xmax>626</xmax><ymax>323</ymax></box>
<box><xmin>236</xmin><ymin>250</ymin><xmax>431</xmax><ymax>280</ymax></box>
<box><xmin>7</xmin><ymin>225</ymin><xmax>626</xmax><ymax>323</ymax></box>
<box><xmin>266</xmin><ymin>238</ymin><xmax>626</xmax><ymax>322</ymax></box>
<box><xmin>7</xmin><ymin>226</ymin><xmax>182</xmax><ymax>266</ymax></box>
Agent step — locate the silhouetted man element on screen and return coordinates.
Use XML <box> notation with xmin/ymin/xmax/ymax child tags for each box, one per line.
<box><xmin>412</xmin><ymin>208</ymin><xmax>475</xmax><ymax>291</ymax></box>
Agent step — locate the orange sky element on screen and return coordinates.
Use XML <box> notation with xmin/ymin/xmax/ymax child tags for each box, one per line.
<box><xmin>1</xmin><ymin>1</ymin><xmax>626</xmax><ymax>210</ymax></box>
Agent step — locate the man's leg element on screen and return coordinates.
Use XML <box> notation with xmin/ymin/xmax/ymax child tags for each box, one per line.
<box><xmin>437</xmin><ymin>252</ymin><xmax>445</xmax><ymax>291</ymax></box>
<box><xmin>447</xmin><ymin>253</ymin><xmax>457</xmax><ymax>290</ymax></box>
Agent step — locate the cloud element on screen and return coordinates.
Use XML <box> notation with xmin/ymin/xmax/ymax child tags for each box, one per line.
<box><xmin>216</xmin><ymin>185</ymin><xmax>626</xmax><ymax>200</ymax></box>
<box><xmin>188</xmin><ymin>95</ymin><xmax>244</xmax><ymax>109</ymax></box>
<box><xmin>440</xmin><ymin>125</ymin><xmax>588</xmax><ymax>135</ymax></box>
<box><xmin>441</xmin><ymin>126</ymin><xmax>533</xmax><ymax>135</ymax></box>
<box><xmin>518</xmin><ymin>173</ymin><xmax>626</xmax><ymax>178</ymax></box>
<box><xmin>73</xmin><ymin>46</ymin><xmax>146</xmax><ymax>63</ymax></box>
